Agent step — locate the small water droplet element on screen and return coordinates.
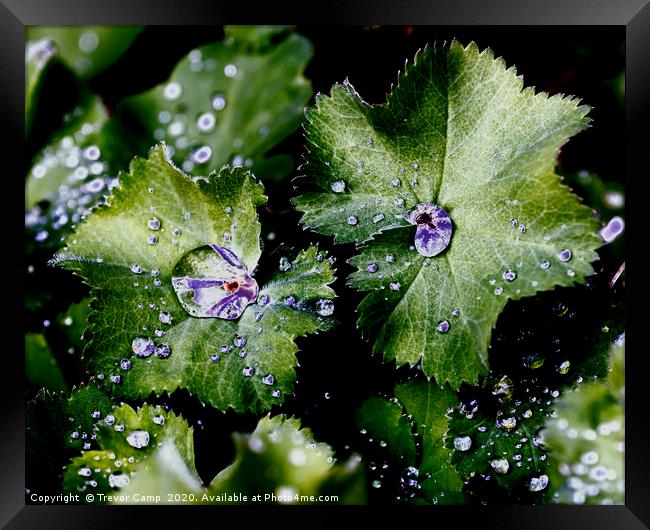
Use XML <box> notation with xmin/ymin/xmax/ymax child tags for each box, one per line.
<box><xmin>528</xmin><ymin>474</ymin><xmax>549</xmax><ymax>492</ymax></box>
<box><xmin>132</xmin><ymin>337</ymin><xmax>154</xmax><ymax>357</ymax></box>
<box><xmin>372</xmin><ymin>213</ymin><xmax>385</xmax><ymax>223</ymax></box>
<box><xmin>120</xmin><ymin>358</ymin><xmax>132</xmax><ymax>371</ymax></box>
<box><xmin>558</xmin><ymin>249</ymin><xmax>572</xmax><ymax>262</ymax></box>
<box><xmin>367</xmin><ymin>263</ymin><xmax>378</xmax><ymax>273</ymax></box>
<box><xmin>436</xmin><ymin>320</ymin><xmax>450</xmax><ymax>333</ymax></box>
<box><xmin>154</xmin><ymin>344</ymin><xmax>171</xmax><ymax>358</ymax></box>
<box><xmin>385</xmin><ymin>254</ymin><xmax>394</xmax><ymax>263</ymax></box>
<box><xmin>331</xmin><ymin>180</ymin><xmax>346</xmax><ymax>193</ymax></box>
<box><xmin>271</xmin><ymin>389</ymin><xmax>281</xmax><ymax>398</ymax></box>
<box><xmin>212</xmin><ymin>94</ymin><xmax>226</xmax><ymax>110</ymax></box>
<box><xmin>147</xmin><ymin>235</ymin><xmax>158</xmax><ymax>245</ymax></box>
<box><xmin>490</xmin><ymin>458</ymin><xmax>510</xmax><ymax>474</ymax></box>
<box><xmin>347</xmin><ymin>216</ymin><xmax>358</xmax><ymax>225</ymax></box>
<box><xmin>540</xmin><ymin>260</ymin><xmax>550</xmax><ymax>270</ymax></box>
<box><xmin>109</xmin><ymin>374</ymin><xmax>121</xmax><ymax>384</ymax></box>
<box><xmin>262</xmin><ymin>374</ymin><xmax>274</xmax><ymax>385</ymax></box>
<box><xmin>391</xmin><ymin>178</ymin><xmax>401</xmax><ymax>187</ymax></box>
<box><xmin>234</xmin><ymin>336</ymin><xmax>247</xmax><ymax>348</ymax></box>
<box><xmin>316</xmin><ymin>299</ymin><xmax>334</xmax><ymax>317</ymax></box>
<box><xmin>163</xmin><ymin>82</ymin><xmax>182</xmax><ymax>100</ymax></box>
<box><xmin>279</xmin><ymin>257</ymin><xmax>292</xmax><ymax>272</ymax></box>
<box><xmin>224</xmin><ymin>64</ymin><xmax>237</xmax><ymax>77</ymax></box>
<box><xmin>557</xmin><ymin>360</ymin><xmax>571</xmax><ymax>374</ymax></box>
<box><xmin>453</xmin><ymin>436</ymin><xmax>472</xmax><ymax>451</ymax></box>
<box><xmin>209</xmin><ymin>353</ymin><xmax>220</xmax><ymax>363</ymax></box>
<box><xmin>242</xmin><ymin>366</ymin><xmax>255</xmax><ymax>377</ymax></box>
<box><xmin>389</xmin><ymin>282</ymin><xmax>401</xmax><ymax>291</ymax></box>
<box><xmin>494</xmin><ymin>287</ymin><xmax>504</xmax><ymax>295</ymax></box>
<box><xmin>567</xmin><ymin>269</ymin><xmax>575</xmax><ymax>277</ymax></box>
<box><xmin>126</xmin><ymin>430</ymin><xmax>150</xmax><ymax>449</ymax></box>
<box><xmin>503</xmin><ymin>270</ymin><xmax>517</xmax><ymax>282</ymax></box>
<box><xmin>130</xmin><ymin>264</ymin><xmax>142</xmax><ymax>274</ymax></box>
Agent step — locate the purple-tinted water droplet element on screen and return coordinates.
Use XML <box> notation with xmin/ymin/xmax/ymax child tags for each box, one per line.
<box><xmin>406</xmin><ymin>203</ymin><xmax>452</xmax><ymax>257</ymax></box>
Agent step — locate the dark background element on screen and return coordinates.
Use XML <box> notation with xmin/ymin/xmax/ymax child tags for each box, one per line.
<box><xmin>26</xmin><ymin>26</ymin><xmax>625</xmax><ymax>504</ymax></box>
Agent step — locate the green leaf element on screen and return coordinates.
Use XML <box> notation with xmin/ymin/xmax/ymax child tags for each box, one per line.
<box><xmin>27</xmin><ymin>26</ymin><xmax>142</xmax><ymax>80</ymax></box>
<box><xmin>357</xmin><ymin>379</ymin><xmax>463</xmax><ymax>504</ymax></box>
<box><xmin>119</xmin><ymin>28</ymin><xmax>313</xmax><ymax>180</ymax></box>
<box><xmin>208</xmin><ymin>415</ymin><xmax>366</xmax><ymax>504</ymax></box>
<box><xmin>53</xmin><ymin>144</ymin><xmax>336</xmax><ymax>413</ymax></box>
<box><xmin>26</xmin><ymin>383</ymin><xmax>115</xmax><ymax>491</ymax></box>
<box><xmin>25</xmin><ymin>333</ymin><xmax>68</xmax><ymax>392</ymax></box>
<box><xmin>25</xmin><ymin>91</ymin><xmax>136</xmax><ymax>250</ymax></box>
<box><xmin>224</xmin><ymin>25</ymin><xmax>295</xmax><ymax>50</ymax></box>
<box><xmin>543</xmin><ymin>338</ymin><xmax>624</xmax><ymax>504</ymax></box>
<box><xmin>74</xmin><ymin>413</ymin><xmax>365</xmax><ymax>504</ymax></box>
<box><xmin>25</xmin><ymin>39</ymin><xmax>59</xmax><ymax>137</ymax></box>
<box><xmin>294</xmin><ymin>41</ymin><xmax>601</xmax><ymax>387</ymax></box>
<box><xmin>63</xmin><ymin>403</ymin><xmax>198</xmax><ymax>502</ymax></box>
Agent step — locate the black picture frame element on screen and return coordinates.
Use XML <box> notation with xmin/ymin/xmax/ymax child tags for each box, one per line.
<box><xmin>5</xmin><ymin>0</ymin><xmax>648</xmax><ymax>527</ymax></box>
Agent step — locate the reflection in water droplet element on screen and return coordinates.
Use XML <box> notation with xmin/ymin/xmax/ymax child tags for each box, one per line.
<box><xmin>331</xmin><ymin>180</ymin><xmax>346</xmax><ymax>193</ymax></box>
<box><xmin>316</xmin><ymin>299</ymin><xmax>334</xmax><ymax>316</ymax></box>
<box><xmin>406</xmin><ymin>203</ymin><xmax>452</xmax><ymax>257</ymax></box>
<box><xmin>126</xmin><ymin>430</ymin><xmax>150</xmax><ymax>449</ymax></box>
<box><xmin>172</xmin><ymin>245</ymin><xmax>258</xmax><ymax>319</ymax></box>
<box><xmin>453</xmin><ymin>436</ymin><xmax>472</xmax><ymax>451</ymax></box>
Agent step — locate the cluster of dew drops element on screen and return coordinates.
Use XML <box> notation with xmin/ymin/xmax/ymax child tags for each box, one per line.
<box><xmin>26</xmin><ymin>117</ymin><xmax>118</xmax><ymax>247</ymax></box>
<box><xmin>151</xmin><ymin>49</ymin><xmax>271</xmax><ymax>175</ymax></box>
<box><xmin>71</xmin><ymin>405</ymin><xmax>169</xmax><ymax>493</ymax></box>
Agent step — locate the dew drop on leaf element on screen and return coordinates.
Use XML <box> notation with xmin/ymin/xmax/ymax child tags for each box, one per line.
<box><xmin>316</xmin><ymin>299</ymin><xmax>334</xmax><ymax>317</ymax></box>
<box><xmin>171</xmin><ymin>244</ymin><xmax>258</xmax><ymax>319</ymax></box>
<box><xmin>453</xmin><ymin>436</ymin><xmax>472</xmax><ymax>451</ymax></box>
<box><xmin>436</xmin><ymin>320</ymin><xmax>450</xmax><ymax>333</ymax></box>
<box><xmin>406</xmin><ymin>203</ymin><xmax>452</xmax><ymax>257</ymax></box>
<box><xmin>367</xmin><ymin>263</ymin><xmax>378</xmax><ymax>273</ymax></box>
<box><xmin>148</xmin><ymin>217</ymin><xmax>161</xmax><ymax>230</ymax></box>
<box><xmin>331</xmin><ymin>180</ymin><xmax>346</xmax><ymax>193</ymax></box>
<box><xmin>132</xmin><ymin>337</ymin><xmax>154</xmax><ymax>357</ymax></box>
<box><xmin>558</xmin><ymin>249</ymin><xmax>572</xmax><ymax>262</ymax></box>
<box><xmin>126</xmin><ymin>430</ymin><xmax>150</xmax><ymax>449</ymax></box>
<box><xmin>108</xmin><ymin>473</ymin><xmax>129</xmax><ymax>488</ymax></box>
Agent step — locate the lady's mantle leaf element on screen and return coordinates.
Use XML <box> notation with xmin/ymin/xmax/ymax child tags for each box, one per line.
<box><xmin>75</xmin><ymin>414</ymin><xmax>365</xmax><ymax>504</ymax></box>
<box><xmin>356</xmin><ymin>379</ymin><xmax>464</xmax><ymax>504</ymax></box>
<box><xmin>543</xmin><ymin>338</ymin><xmax>624</xmax><ymax>504</ymax></box>
<box><xmin>63</xmin><ymin>403</ymin><xmax>197</xmax><ymax>501</ymax></box>
<box><xmin>27</xmin><ymin>26</ymin><xmax>143</xmax><ymax>80</ymax></box>
<box><xmin>25</xmin><ymin>39</ymin><xmax>59</xmax><ymax>137</ymax></box>
<box><xmin>295</xmin><ymin>41</ymin><xmax>601</xmax><ymax>387</ymax></box>
<box><xmin>53</xmin><ymin>144</ymin><xmax>335</xmax><ymax>413</ymax></box>
<box><xmin>120</xmin><ymin>28</ymin><xmax>312</xmax><ymax>180</ymax></box>
<box><xmin>208</xmin><ymin>415</ymin><xmax>366</xmax><ymax>504</ymax></box>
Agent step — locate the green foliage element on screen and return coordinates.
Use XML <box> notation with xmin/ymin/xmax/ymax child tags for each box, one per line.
<box><xmin>208</xmin><ymin>415</ymin><xmax>366</xmax><ymax>504</ymax></box>
<box><xmin>27</xmin><ymin>26</ymin><xmax>143</xmax><ymax>80</ymax></box>
<box><xmin>63</xmin><ymin>403</ymin><xmax>197</xmax><ymax>502</ymax></box>
<box><xmin>74</xmin><ymin>414</ymin><xmax>365</xmax><ymax>505</ymax></box>
<box><xmin>357</xmin><ymin>379</ymin><xmax>464</xmax><ymax>504</ymax></box>
<box><xmin>544</xmin><ymin>338</ymin><xmax>624</xmax><ymax>504</ymax></box>
<box><xmin>25</xmin><ymin>39</ymin><xmax>59</xmax><ymax>136</ymax></box>
<box><xmin>25</xmin><ymin>333</ymin><xmax>68</xmax><ymax>392</ymax></box>
<box><xmin>120</xmin><ymin>27</ymin><xmax>312</xmax><ymax>181</ymax></box>
<box><xmin>295</xmin><ymin>41</ymin><xmax>601</xmax><ymax>387</ymax></box>
<box><xmin>53</xmin><ymin>145</ymin><xmax>336</xmax><ymax>413</ymax></box>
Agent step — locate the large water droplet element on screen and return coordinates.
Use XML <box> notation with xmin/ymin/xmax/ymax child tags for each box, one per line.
<box><xmin>132</xmin><ymin>337</ymin><xmax>154</xmax><ymax>357</ymax></box>
<box><xmin>172</xmin><ymin>245</ymin><xmax>258</xmax><ymax>319</ymax></box>
<box><xmin>108</xmin><ymin>473</ymin><xmax>130</xmax><ymax>488</ymax></box>
<box><xmin>331</xmin><ymin>180</ymin><xmax>346</xmax><ymax>193</ymax></box>
<box><xmin>126</xmin><ymin>430</ymin><xmax>150</xmax><ymax>449</ymax></box>
<box><xmin>453</xmin><ymin>436</ymin><xmax>472</xmax><ymax>451</ymax></box>
<box><xmin>406</xmin><ymin>203</ymin><xmax>452</xmax><ymax>257</ymax></box>
<box><xmin>528</xmin><ymin>474</ymin><xmax>549</xmax><ymax>492</ymax></box>
<box><xmin>490</xmin><ymin>458</ymin><xmax>510</xmax><ymax>474</ymax></box>
<box><xmin>316</xmin><ymin>299</ymin><xmax>334</xmax><ymax>317</ymax></box>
